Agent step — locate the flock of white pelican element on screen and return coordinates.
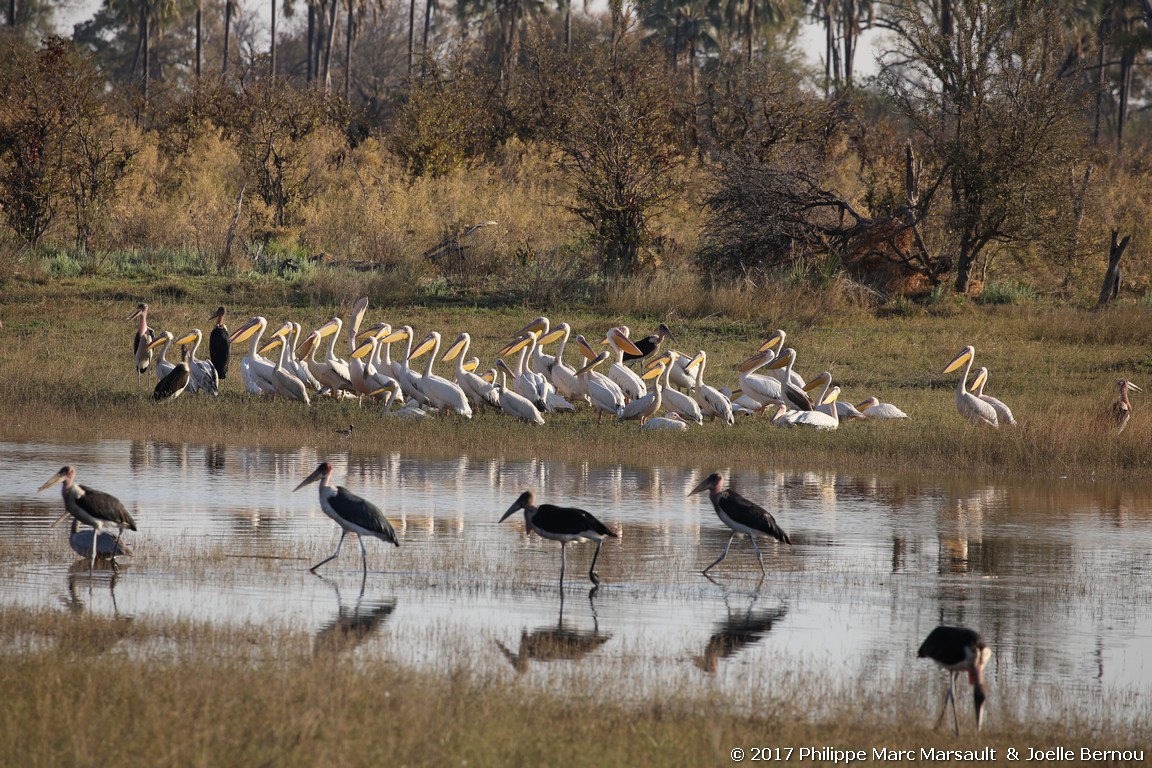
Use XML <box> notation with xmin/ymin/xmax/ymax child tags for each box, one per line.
<box><xmin>130</xmin><ymin>299</ymin><xmax>1141</xmax><ymax>433</ymax></box>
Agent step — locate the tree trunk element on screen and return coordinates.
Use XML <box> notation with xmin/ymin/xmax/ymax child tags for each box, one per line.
<box><xmin>1098</xmin><ymin>230</ymin><xmax>1130</xmax><ymax>306</ymax></box>
<box><xmin>344</xmin><ymin>0</ymin><xmax>354</xmax><ymax>101</ymax></box>
<box><xmin>322</xmin><ymin>0</ymin><xmax>339</xmax><ymax>91</ymax></box>
<box><xmin>270</xmin><ymin>0</ymin><xmax>277</xmax><ymax>77</ymax></box>
<box><xmin>407</xmin><ymin>0</ymin><xmax>415</xmax><ymax>75</ymax></box>
<box><xmin>954</xmin><ymin>238</ymin><xmax>973</xmax><ymax>294</ymax></box>
<box><xmin>7</xmin><ymin>0</ymin><xmax>14</xmax><ymax>26</ymax></box>
<box><xmin>744</xmin><ymin>0</ymin><xmax>752</xmax><ymax>66</ymax></box>
<box><xmin>307</xmin><ymin>3</ymin><xmax>315</xmax><ymax>83</ymax></box>
<box><xmin>223</xmin><ymin>0</ymin><xmax>232</xmax><ymax>74</ymax></box>
<box><xmin>141</xmin><ymin>0</ymin><xmax>150</xmax><ymax>100</ymax></box>
<box><xmin>421</xmin><ymin>0</ymin><xmax>433</xmax><ymax>75</ymax></box>
<box><xmin>564</xmin><ymin>0</ymin><xmax>571</xmax><ymax>55</ymax></box>
<box><xmin>1117</xmin><ymin>50</ymin><xmax>1133</xmax><ymax>151</ymax></box>
<box><xmin>195</xmin><ymin>1</ymin><xmax>202</xmax><ymax>78</ymax></box>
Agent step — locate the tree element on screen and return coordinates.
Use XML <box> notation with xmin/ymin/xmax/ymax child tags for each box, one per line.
<box><xmin>879</xmin><ymin>0</ymin><xmax>1090</xmax><ymax>294</ymax></box>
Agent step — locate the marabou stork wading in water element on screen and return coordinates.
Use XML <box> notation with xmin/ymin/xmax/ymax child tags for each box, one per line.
<box><xmin>61</xmin><ymin>515</ymin><xmax>132</xmax><ymax>563</ymax></box>
<box><xmin>918</xmin><ymin>625</ymin><xmax>990</xmax><ymax>734</ymax></box>
<box><xmin>689</xmin><ymin>472</ymin><xmax>790</xmax><ymax>577</ymax></box>
<box><xmin>295</xmin><ymin>462</ymin><xmax>399</xmax><ymax>572</ymax></box>
<box><xmin>38</xmin><ymin>466</ymin><xmax>137</xmax><ymax>569</ymax></box>
<box><xmin>500</xmin><ymin>490</ymin><xmax>617</xmax><ymax>587</ymax></box>
<box><xmin>209</xmin><ymin>306</ymin><xmax>230</xmax><ymax>380</ymax></box>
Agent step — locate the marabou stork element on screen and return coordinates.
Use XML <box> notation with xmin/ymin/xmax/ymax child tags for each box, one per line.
<box><xmin>918</xmin><ymin>625</ymin><xmax>991</xmax><ymax>734</ymax></box>
<box><xmin>500</xmin><ymin>490</ymin><xmax>617</xmax><ymax>587</ymax></box>
<box><xmin>209</xmin><ymin>306</ymin><xmax>230</xmax><ymax>380</ymax></box>
<box><xmin>689</xmin><ymin>472</ymin><xmax>790</xmax><ymax>577</ymax></box>
<box><xmin>129</xmin><ymin>302</ymin><xmax>154</xmax><ymax>378</ymax></box>
<box><xmin>38</xmin><ymin>466</ymin><xmax>137</xmax><ymax>569</ymax></box>
<box><xmin>622</xmin><ymin>322</ymin><xmax>676</xmax><ymax>364</ymax></box>
<box><xmin>1112</xmin><ymin>378</ymin><xmax>1142</xmax><ymax>433</ymax></box>
<box><xmin>295</xmin><ymin>462</ymin><xmax>399</xmax><ymax>572</ymax></box>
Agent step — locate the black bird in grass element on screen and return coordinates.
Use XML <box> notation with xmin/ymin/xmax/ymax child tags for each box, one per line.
<box><xmin>500</xmin><ymin>490</ymin><xmax>618</xmax><ymax>587</ymax></box>
<box><xmin>689</xmin><ymin>472</ymin><xmax>790</xmax><ymax>577</ymax></box>
<box><xmin>336</xmin><ymin>424</ymin><xmax>354</xmax><ymax>437</ymax></box>
<box><xmin>622</xmin><ymin>322</ymin><xmax>676</xmax><ymax>364</ymax></box>
<box><xmin>208</xmin><ymin>306</ymin><xmax>230</xmax><ymax>380</ymax></box>
<box><xmin>918</xmin><ymin>625</ymin><xmax>991</xmax><ymax>734</ymax></box>
<box><xmin>38</xmin><ymin>466</ymin><xmax>137</xmax><ymax>570</ymax></box>
<box><xmin>153</xmin><ymin>345</ymin><xmax>190</xmax><ymax>401</ymax></box>
<box><xmin>295</xmin><ymin>462</ymin><xmax>400</xmax><ymax>572</ymax></box>
<box><xmin>128</xmin><ymin>303</ymin><xmax>154</xmax><ymax>378</ymax></box>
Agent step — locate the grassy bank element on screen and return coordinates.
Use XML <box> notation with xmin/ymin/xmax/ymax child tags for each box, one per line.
<box><xmin>2</xmin><ymin>271</ymin><xmax>1152</xmax><ymax>480</ymax></box>
<box><xmin>0</xmin><ymin>606</ymin><xmax>1145</xmax><ymax>767</ymax></box>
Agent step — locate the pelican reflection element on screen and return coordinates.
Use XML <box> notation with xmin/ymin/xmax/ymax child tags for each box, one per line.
<box><xmin>497</xmin><ymin>591</ymin><xmax>612</xmax><ymax>672</ymax></box>
<box><xmin>694</xmin><ymin>598</ymin><xmax>787</xmax><ymax>673</ymax></box>
<box><xmin>313</xmin><ymin>574</ymin><xmax>397</xmax><ymax>654</ymax></box>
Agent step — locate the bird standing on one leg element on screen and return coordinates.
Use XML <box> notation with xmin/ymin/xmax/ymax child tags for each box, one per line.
<box><xmin>917</xmin><ymin>625</ymin><xmax>991</xmax><ymax>734</ymax></box>
<box><xmin>500</xmin><ymin>490</ymin><xmax>617</xmax><ymax>587</ymax></box>
<box><xmin>294</xmin><ymin>462</ymin><xmax>399</xmax><ymax>573</ymax></box>
<box><xmin>689</xmin><ymin>472</ymin><xmax>790</xmax><ymax>577</ymax></box>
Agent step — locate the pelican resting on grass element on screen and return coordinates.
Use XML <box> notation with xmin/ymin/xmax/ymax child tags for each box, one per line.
<box><xmin>943</xmin><ymin>346</ymin><xmax>998</xmax><ymax>428</ymax></box>
<box><xmin>968</xmin><ymin>367</ymin><xmax>1013</xmax><ymax>426</ymax></box>
<box><xmin>295</xmin><ymin>462</ymin><xmax>399</xmax><ymax>573</ymax></box>
<box><xmin>38</xmin><ymin>466</ymin><xmax>137</xmax><ymax>569</ymax></box>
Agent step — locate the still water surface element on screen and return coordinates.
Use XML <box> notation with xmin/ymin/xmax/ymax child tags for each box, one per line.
<box><xmin>2</xmin><ymin>440</ymin><xmax>1151</xmax><ymax>726</ymax></box>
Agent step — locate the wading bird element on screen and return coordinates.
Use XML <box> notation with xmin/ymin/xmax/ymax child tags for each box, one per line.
<box><xmin>1111</xmin><ymin>378</ymin><xmax>1141</xmax><ymax>434</ymax></box>
<box><xmin>500</xmin><ymin>490</ymin><xmax>617</xmax><ymax>587</ymax></box>
<box><xmin>918</xmin><ymin>625</ymin><xmax>990</xmax><ymax>734</ymax></box>
<box><xmin>943</xmin><ymin>346</ymin><xmax>998</xmax><ymax>428</ymax></box>
<box><xmin>129</xmin><ymin>303</ymin><xmax>154</xmax><ymax>378</ymax></box>
<box><xmin>38</xmin><ymin>466</ymin><xmax>137</xmax><ymax>569</ymax></box>
<box><xmin>689</xmin><ymin>472</ymin><xmax>790</xmax><ymax>577</ymax></box>
<box><xmin>209</xmin><ymin>306</ymin><xmax>230</xmax><ymax>380</ymax></box>
<box><xmin>969</xmin><ymin>367</ymin><xmax>1014</xmax><ymax>426</ymax></box>
<box><xmin>294</xmin><ymin>462</ymin><xmax>400</xmax><ymax>573</ymax></box>
<box><xmin>62</xmin><ymin>515</ymin><xmax>131</xmax><ymax>563</ymax></box>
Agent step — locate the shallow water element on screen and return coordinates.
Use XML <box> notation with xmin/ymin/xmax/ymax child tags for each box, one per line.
<box><xmin>2</xmin><ymin>439</ymin><xmax>1151</xmax><ymax>725</ymax></box>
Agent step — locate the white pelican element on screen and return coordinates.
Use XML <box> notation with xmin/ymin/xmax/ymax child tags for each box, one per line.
<box><xmin>230</xmin><ymin>316</ymin><xmax>279</xmax><ymax>396</ymax></box>
<box><xmin>351</xmin><ymin>334</ymin><xmax>405</xmax><ymax>403</ymax></box>
<box><xmin>495</xmin><ymin>370</ymin><xmax>546</xmax><ymax>425</ymax></box>
<box><xmin>758</xmin><ymin>330</ymin><xmax>807</xmax><ymax>392</ymax></box>
<box><xmin>1112</xmin><ymin>378</ymin><xmax>1141</xmax><ymax>433</ymax></box>
<box><xmin>295</xmin><ymin>318</ymin><xmax>353</xmax><ymax>397</ymax></box>
<box><xmin>440</xmin><ymin>332</ymin><xmax>500</xmax><ymax>409</ymax></box>
<box><xmin>147</xmin><ymin>331</ymin><xmax>176</xmax><ymax>382</ymax></box>
<box><xmin>258</xmin><ymin>332</ymin><xmax>311</xmax><ymax>404</ymax></box>
<box><xmin>735</xmin><ymin>348</ymin><xmax>812</xmax><ymax>412</ymax></box>
<box><xmin>540</xmin><ymin>323</ymin><xmax>588</xmax><ymax>405</ymax></box>
<box><xmin>344</xmin><ymin>298</ymin><xmax>371</xmax><ymax>392</ymax></box>
<box><xmin>287</xmin><ymin>322</ymin><xmax>323</xmax><ymax>391</ymax></box>
<box><xmin>371</xmin><ymin>381</ymin><xmax>429</xmax><ymax>419</ymax></box>
<box><xmin>511</xmin><ymin>316</ymin><xmax>556</xmax><ymax>375</ymax></box>
<box><xmin>381</xmin><ymin>325</ymin><xmax>428</xmax><ymax>405</ymax></box>
<box><xmin>38</xmin><ymin>465</ymin><xmax>137</xmax><ymax>569</ymax></box>
<box><xmin>499</xmin><ymin>332</ymin><xmax>551</xmax><ymax>411</ymax></box>
<box><xmin>619</xmin><ymin>360</ymin><xmax>667</xmax><ymax>425</ymax></box>
<box><xmin>574</xmin><ymin>350</ymin><xmax>626</xmax><ymax>421</ymax></box>
<box><xmin>407</xmin><ymin>331</ymin><xmax>473</xmax><ymax>417</ymax></box>
<box><xmin>648</xmin><ymin>351</ymin><xmax>703</xmax><ymax>424</ymax></box>
<box><xmin>665</xmin><ymin>349</ymin><xmax>697</xmax><ymax>392</ymax></box>
<box><xmin>642</xmin><ymin>412</ymin><xmax>690</xmax><ymax>431</ymax></box>
<box><xmin>129</xmin><ymin>302</ymin><xmax>154</xmax><ymax>378</ymax></box>
<box><xmin>968</xmin><ymin>367</ymin><xmax>1013</xmax><ymax>426</ymax></box>
<box><xmin>687</xmin><ymin>351</ymin><xmax>734</xmax><ymax>425</ymax></box>
<box><xmin>770</xmin><ymin>387</ymin><xmax>839</xmax><ymax>430</ymax></box>
<box><xmin>805</xmin><ymin>371</ymin><xmax>865</xmax><ymax>420</ymax></box>
<box><xmin>177</xmin><ymin>329</ymin><xmax>219</xmax><ymax>396</ymax></box>
<box><xmin>604</xmin><ymin>327</ymin><xmax>647</xmax><ymax>401</ymax></box>
<box><xmin>856</xmin><ymin>396</ymin><xmax>909</xmax><ymax>420</ymax></box>
<box><xmin>943</xmin><ymin>346</ymin><xmax>998</xmax><ymax>428</ymax></box>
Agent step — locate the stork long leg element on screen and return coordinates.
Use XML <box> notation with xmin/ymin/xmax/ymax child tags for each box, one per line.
<box><xmin>749</xmin><ymin>535</ymin><xmax>767</xmax><ymax>576</ymax></box>
<box><xmin>558</xmin><ymin>542</ymin><xmax>567</xmax><ymax>588</ymax></box>
<box><xmin>703</xmin><ymin>532</ymin><xmax>737</xmax><ymax>574</ymax></box>
<box><xmin>357</xmin><ymin>534</ymin><xmax>369</xmax><ymax>572</ymax></box>
<box><xmin>90</xmin><ymin>528</ymin><xmax>98</xmax><ymax>570</ymax></box>
<box><xmin>949</xmin><ymin>672</ymin><xmax>960</xmax><ymax>735</ymax></box>
<box><xmin>588</xmin><ymin>539</ymin><xmax>604</xmax><ymax>586</ymax></box>
<box><xmin>311</xmin><ymin>530</ymin><xmax>348</xmax><ymax>572</ymax></box>
<box><xmin>934</xmin><ymin>672</ymin><xmax>958</xmax><ymax>732</ymax></box>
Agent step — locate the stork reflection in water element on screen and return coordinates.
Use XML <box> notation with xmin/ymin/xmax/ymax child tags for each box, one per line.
<box><xmin>313</xmin><ymin>573</ymin><xmax>398</xmax><ymax>654</ymax></box>
<box><xmin>496</xmin><ymin>589</ymin><xmax>611</xmax><ymax>672</ymax></box>
<box><xmin>694</xmin><ymin>597</ymin><xmax>788</xmax><ymax>673</ymax></box>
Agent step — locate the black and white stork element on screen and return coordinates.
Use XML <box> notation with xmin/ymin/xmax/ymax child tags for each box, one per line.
<box><xmin>294</xmin><ymin>462</ymin><xmax>399</xmax><ymax>572</ymax></box>
<box><xmin>500</xmin><ymin>490</ymin><xmax>617</xmax><ymax>587</ymax></box>
<box><xmin>689</xmin><ymin>472</ymin><xmax>790</xmax><ymax>577</ymax></box>
<box><xmin>622</xmin><ymin>322</ymin><xmax>676</xmax><ymax>364</ymax></box>
<box><xmin>38</xmin><ymin>466</ymin><xmax>137</xmax><ymax>569</ymax></box>
<box><xmin>208</xmin><ymin>306</ymin><xmax>231</xmax><ymax>381</ymax></box>
<box><xmin>128</xmin><ymin>303</ymin><xmax>154</xmax><ymax>379</ymax></box>
<box><xmin>918</xmin><ymin>625</ymin><xmax>991</xmax><ymax>734</ymax></box>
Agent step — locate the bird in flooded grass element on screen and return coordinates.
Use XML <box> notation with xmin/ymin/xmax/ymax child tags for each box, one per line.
<box><xmin>60</xmin><ymin>515</ymin><xmax>132</xmax><ymax>563</ymax></box>
<box><xmin>500</xmin><ymin>490</ymin><xmax>617</xmax><ymax>587</ymax></box>
<box><xmin>968</xmin><ymin>367</ymin><xmax>1014</xmax><ymax>427</ymax></box>
<box><xmin>918</xmin><ymin>625</ymin><xmax>990</xmax><ymax>734</ymax></box>
<box><xmin>295</xmin><ymin>462</ymin><xmax>399</xmax><ymax>573</ymax></box>
<box><xmin>943</xmin><ymin>346</ymin><xmax>998</xmax><ymax>428</ymax></box>
<box><xmin>38</xmin><ymin>466</ymin><xmax>137</xmax><ymax>569</ymax></box>
<box><xmin>1112</xmin><ymin>378</ymin><xmax>1141</xmax><ymax>434</ymax></box>
<box><xmin>689</xmin><ymin>472</ymin><xmax>790</xmax><ymax>577</ymax></box>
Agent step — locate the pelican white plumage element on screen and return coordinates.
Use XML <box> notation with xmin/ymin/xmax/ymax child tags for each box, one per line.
<box><xmin>351</xmin><ymin>331</ymin><xmax>405</xmax><ymax>402</ymax></box>
<box><xmin>642</xmin><ymin>412</ymin><xmax>690</xmax><ymax>430</ymax></box>
<box><xmin>804</xmin><ymin>371</ymin><xmax>865</xmax><ymax>421</ymax></box>
<box><xmin>229</xmin><ymin>316</ymin><xmax>279</xmax><ymax>396</ymax></box>
<box><xmin>441</xmin><ymin>332</ymin><xmax>500</xmax><ymax>409</ymax></box>
<box><xmin>664</xmin><ymin>349</ymin><xmax>697</xmax><ymax>392</ymax></box>
<box><xmin>371</xmin><ymin>381</ymin><xmax>429</xmax><ymax>419</ymax></box>
<box><xmin>758</xmin><ymin>330</ymin><xmax>807</xmax><ymax>392</ymax></box>
<box><xmin>686</xmin><ymin>351</ymin><xmax>734</xmax><ymax>425</ymax></box>
<box><xmin>856</xmin><ymin>396</ymin><xmax>909</xmax><ymax>420</ymax></box>
<box><xmin>174</xmin><ymin>329</ymin><xmax>219</xmax><ymax>396</ymax></box>
<box><xmin>943</xmin><ymin>346</ymin><xmax>998</xmax><ymax>428</ymax></box>
<box><xmin>495</xmin><ymin>368</ymin><xmax>546</xmax><ymax>425</ymax></box>
<box><xmin>648</xmin><ymin>351</ymin><xmax>703</xmax><ymax>424</ymax></box>
<box><xmin>770</xmin><ymin>388</ymin><xmax>840</xmax><ymax>430</ymax></box>
<box><xmin>315</xmin><ymin>317</ymin><xmax>357</xmax><ymax>397</ymax></box>
<box><xmin>735</xmin><ymin>348</ymin><xmax>812</xmax><ymax>412</ymax></box>
<box><xmin>381</xmin><ymin>325</ymin><xmax>429</xmax><ymax>405</ymax></box>
<box><xmin>618</xmin><ymin>360</ymin><xmax>667</xmax><ymax>425</ymax></box>
<box><xmin>147</xmin><ymin>331</ymin><xmax>177</xmax><ymax>382</ymax></box>
<box><xmin>604</xmin><ymin>327</ymin><xmax>647</xmax><ymax>401</ymax></box>
<box><xmin>968</xmin><ymin>367</ymin><xmax>1014</xmax><ymax>426</ymax></box>
<box><xmin>499</xmin><ymin>332</ymin><xmax>551</xmax><ymax>411</ymax></box>
<box><xmin>574</xmin><ymin>350</ymin><xmax>626</xmax><ymax>421</ymax></box>
<box><xmin>407</xmin><ymin>331</ymin><xmax>473</xmax><ymax>418</ymax></box>
<box><xmin>512</xmin><ymin>316</ymin><xmax>556</xmax><ymax>376</ymax></box>
<box><xmin>344</xmin><ymin>298</ymin><xmax>371</xmax><ymax>394</ymax></box>
<box><xmin>540</xmin><ymin>323</ymin><xmax>589</xmax><ymax>405</ymax></box>
<box><xmin>287</xmin><ymin>322</ymin><xmax>324</xmax><ymax>391</ymax></box>
<box><xmin>258</xmin><ymin>331</ymin><xmax>312</xmax><ymax>404</ymax></box>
